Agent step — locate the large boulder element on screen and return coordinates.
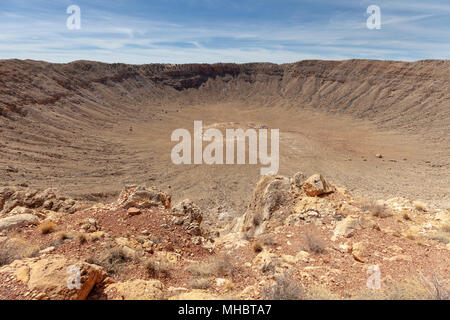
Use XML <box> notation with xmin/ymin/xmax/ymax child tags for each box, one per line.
<box><xmin>0</xmin><ymin>255</ymin><xmax>107</xmax><ymax>300</ymax></box>
<box><xmin>240</xmin><ymin>175</ymin><xmax>291</xmax><ymax>236</ymax></box>
<box><xmin>118</xmin><ymin>185</ymin><xmax>171</xmax><ymax>210</ymax></box>
<box><xmin>104</xmin><ymin>279</ymin><xmax>164</xmax><ymax>300</ymax></box>
<box><xmin>302</xmin><ymin>174</ymin><xmax>335</xmax><ymax>197</ymax></box>
<box><xmin>0</xmin><ymin>214</ymin><xmax>39</xmax><ymax>231</ymax></box>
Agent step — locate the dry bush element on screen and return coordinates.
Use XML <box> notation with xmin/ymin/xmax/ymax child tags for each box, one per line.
<box><xmin>186</xmin><ymin>255</ymin><xmax>236</xmax><ymax>292</ymax></box>
<box><xmin>210</xmin><ymin>254</ymin><xmax>235</xmax><ymax>277</ymax></box>
<box><xmin>262</xmin><ymin>236</ymin><xmax>276</xmax><ymax>247</ymax></box>
<box><xmin>262</xmin><ymin>273</ymin><xmax>305</xmax><ymax>300</ymax></box>
<box><xmin>419</xmin><ymin>272</ymin><xmax>450</xmax><ymax>300</ymax></box>
<box><xmin>0</xmin><ymin>239</ymin><xmax>39</xmax><ymax>266</ymax></box>
<box><xmin>404</xmin><ymin>230</ymin><xmax>417</xmax><ymax>241</ymax></box>
<box><xmin>186</xmin><ymin>255</ymin><xmax>235</xmax><ymax>291</ymax></box>
<box><xmin>78</xmin><ymin>233</ymin><xmax>87</xmax><ymax>244</ymax></box>
<box><xmin>402</xmin><ymin>212</ymin><xmax>411</xmax><ymax>221</ymax></box>
<box><xmin>440</xmin><ymin>223</ymin><xmax>450</xmax><ymax>233</ymax></box>
<box><xmin>305</xmin><ymin>230</ymin><xmax>326</xmax><ymax>254</ymax></box>
<box><xmin>413</xmin><ymin>201</ymin><xmax>427</xmax><ymax>212</ymax></box>
<box><xmin>356</xmin><ymin>274</ymin><xmax>449</xmax><ymax>300</ymax></box>
<box><xmin>186</xmin><ymin>254</ymin><xmax>235</xmax><ymax>278</ymax></box>
<box><xmin>361</xmin><ymin>200</ymin><xmax>391</xmax><ymax>218</ymax></box>
<box><xmin>224</xmin><ymin>279</ymin><xmax>235</xmax><ymax>291</ymax></box>
<box><xmin>261</xmin><ymin>260</ymin><xmax>277</xmax><ymax>274</ymax></box>
<box><xmin>306</xmin><ymin>285</ymin><xmax>340</xmax><ymax>300</ymax></box>
<box><xmin>39</xmin><ymin>220</ymin><xmax>57</xmax><ymax>234</ymax></box>
<box><xmin>144</xmin><ymin>256</ymin><xmax>173</xmax><ymax>279</ymax></box>
<box><xmin>56</xmin><ymin>231</ymin><xmax>72</xmax><ymax>241</ymax></box>
<box><xmin>87</xmin><ymin>246</ymin><xmax>131</xmax><ymax>275</ymax></box>
<box><xmin>252</xmin><ymin>215</ymin><xmax>262</xmax><ymax>227</ymax></box>
<box><xmin>252</xmin><ymin>239</ymin><xmax>264</xmax><ymax>253</ymax></box>
<box><xmin>190</xmin><ymin>277</ymin><xmax>212</xmax><ymax>290</ymax></box>
<box><xmin>428</xmin><ymin>231</ymin><xmax>450</xmax><ymax>244</ymax></box>
<box><xmin>77</xmin><ymin>232</ymin><xmax>102</xmax><ymax>244</ymax></box>
<box><xmin>382</xmin><ymin>279</ymin><xmax>430</xmax><ymax>300</ymax></box>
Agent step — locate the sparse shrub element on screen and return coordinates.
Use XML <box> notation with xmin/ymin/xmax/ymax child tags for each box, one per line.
<box><xmin>428</xmin><ymin>232</ymin><xmax>450</xmax><ymax>244</ymax></box>
<box><xmin>224</xmin><ymin>279</ymin><xmax>235</xmax><ymax>291</ymax></box>
<box><xmin>145</xmin><ymin>256</ymin><xmax>173</xmax><ymax>278</ymax></box>
<box><xmin>306</xmin><ymin>285</ymin><xmax>340</xmax><ymax>300</ymax></box>
<box><xmin>356</xmin><ymin>274</ymin><xmax>449</xmax><ymax>300</ymax></box>
<box><xmin>413</xmin><ymin>201</ymin><xmax>427</xmax><ymax>212</ymax></box>
<box><xmin>252</xmin><ymin>239</ymin><xmax>264</xmax><ymax>253</ymax></box>
<box><xmin>78</xmin><ymin>233</ymin><xmax>87</xmax><ymax>244</ymax></box>
<box><xmin>262</xmin><ymin>273</ymin><xmax>304</xmax><ymax>300</ymax></box>
<box><xmin>87</xmin><ymin>246</ymin><xmax>130</xmax><ymax>275</ymax></box>
<box><xmin>356</xmin><ymin>278</ymin><xmax>427</xmax><ymax>300</ymax></box>
<box><xmin>186</xmin><ymin>255</ymin><xmax>235</xmax><ymax>291</ymax></box>
<box><xmin>440</xmin><ymin>223</ymin><xmax>450</xmax><ymax>233</ymax></box>
<box><xmin>86</xmin><ymin>232</ymin><xmax>103</xmax><ymax>242</ymax></box>
<box><xmin>253</xmin><ymin>215</ymin><xmax>261</xmax><ymax>227</ymax></box>
<box><xmin>305</xmin><ymin>230</ymin><xmax>326</xmax><ymax>254</ymax></box>
<box><xmin>164</xmin><ymin>242</ymin><xmax>174</xmax><ymax>252</ymax></box>
<box><xmin>402</xmin><ymin>212</ymin><xmax>411</xmax><ymax>221</ymax></box>
<box><xmin>144</xmin><ymin>258</ymin><xmax>158</xmax><ymax>276</ymax></box>
<box><xmin>426</xmin><ymin>223</ymin><xmax>450</xmax><ymax>244</ymax></box>
<box><xmin>212</xmin><ymin>254</ymin><xmax>235</xmax><ymax>277</ymax></box>
<box><xmin>56</xmin><ymin>231</ymin><xmax>71</xmax><ymax>241</ymax></box>
<box><xmin>404</xmin><ymin>230</ymin><xmax>417</xmax><ymax>240</ymax></box>
<box><xmin>262</xmin><ymin>236</ymin><xmax>276</xmax><ymax>247</ymax></box>
<box><xmin>419</xmin><ymin>272</ymin><xmax>450</xmax><ymax>300</ymax></box>
<box><xmin>190</xmin><ymin>277</ymin><xmax>212</xmax><ymax>290</ymax></box>
<box><xmin>39</xmin><ymin>220</ymin><xmax>57</xmax><ymax>234</ymax></box>
<box><xmin>361</xmin><ymin>200</ymin><xmax>391</xmax><ymax>218</ymax></box>
<box><xmin>186</xmin><ymin>254</ymin><xmax>235</xmax><ymax>278</ymax></box>
<box><xmin>261</xmin><ymin>262</ymin><xmax>276</xmax><ymax>274</ymax></box>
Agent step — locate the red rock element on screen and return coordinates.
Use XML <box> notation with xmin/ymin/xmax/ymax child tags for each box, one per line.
<box><xmin>127</xmin><ymin>207</ymin><xmax>141</xmax><ymax>216</ymax></box>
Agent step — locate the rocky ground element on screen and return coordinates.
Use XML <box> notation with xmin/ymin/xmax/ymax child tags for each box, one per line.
<box><xmin>0</xmin><ymin>173</ymin><xmax>448</xmax><ymax>300</ymax></box>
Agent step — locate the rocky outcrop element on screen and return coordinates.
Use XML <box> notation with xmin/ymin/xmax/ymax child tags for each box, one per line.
<box><xmin>0</xmin><ymin>255</ymin><xmax>107</xmax><ymax>300</ymax></box>
<box><xmin>240</xmin><ymin>175</ymin><xmax>292</xmax><ymax>236</ymax></box>
<box><xmin>172</xmin><ymin>199</ymin><xmax>204</xmax><ymax>236</ymax></box>
<box><xmin>302</xmin><ymin>174</ymin><xmax>335</xmax><ymax>197</ymax></box>
<box><xmin>118</xmin><ymin>185</ymin><xmax>171</xmax><ymax>210</ymax></box>
<box><xmin>0</xmin><ymin>187</ymin><xmax>81</xmax><ymax>216</ymax></box>
<box><xmin>331</xmin><ymin>215</ymin><xmax>378</xmax><ymax>241</ymax></box>
<box><xmin>173</xmin><ymin>199</ymin><xmax>203</xmax><ymax>224</ymax></box>
<box><xmin>0</xmin><ymin>214</ymin><xmax>39</xmax><ymax>231</ymax></box>
<box><xmin>235</xmin><ymin>173</ymin><xmax>337</xmax><ymax>236</ymax></box>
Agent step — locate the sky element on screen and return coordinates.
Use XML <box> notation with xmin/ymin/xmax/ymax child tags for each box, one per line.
<box><xmin>0</xmin><ymin>0</ymin><xmax>449</xmax><ymax>64</ymax></box>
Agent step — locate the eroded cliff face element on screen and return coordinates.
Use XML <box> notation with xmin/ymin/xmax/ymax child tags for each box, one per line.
<box><xmin>1</xmin><ymin>59</ymin><xmax>449</xmax><ymax>140</ymax></box>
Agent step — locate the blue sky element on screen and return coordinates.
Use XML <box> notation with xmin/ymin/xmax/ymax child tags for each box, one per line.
<box><xmin>0</xmin><ymin>0</ymin><xmax>449</xmax><ymax>64</ymax></box>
